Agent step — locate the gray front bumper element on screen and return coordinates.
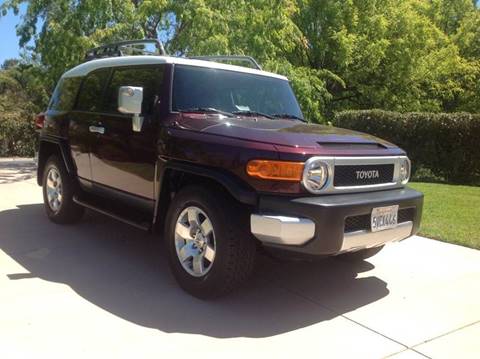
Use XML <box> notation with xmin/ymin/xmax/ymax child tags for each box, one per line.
<box><xmin>250</xmin><ymin>187</ymin><xmax>423</xmax><ymax>256</ymax></box>
<box><xmin>250</xmin><ymin>215</ymin><xmax>315</xmax><ymax>246</ymax></box>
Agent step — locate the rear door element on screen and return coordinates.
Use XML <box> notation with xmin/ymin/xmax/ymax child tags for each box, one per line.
<box><xmin>89</xmin><ymin>65</ymin><xmax>164</xmax><ymax>201</ymax></box>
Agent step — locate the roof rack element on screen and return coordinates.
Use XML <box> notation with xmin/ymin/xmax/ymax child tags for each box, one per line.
<box><xmin>189</xmin><ymin>55</ymin><xmax>262</xmax><ymax>70</ymax></box>
<box><xmin>84</xmin><ymin>39</ymin><xmax>166</xmax><ymax>62</ymax></box>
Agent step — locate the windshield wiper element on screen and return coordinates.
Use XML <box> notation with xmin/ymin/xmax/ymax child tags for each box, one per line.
<box><xmin>271</xmin><ymin>113</ymin><xmax>306</xmax><ymax>122</ymax></box>
<box><xmin>232</xmin><ymin>110</ymin><xmax>274</xmax><ymax>119</ymax></box>
<box><xmin>177</xmin><ymin>107</ymin><xmax>233</xmax><ymax>117</ymax></box>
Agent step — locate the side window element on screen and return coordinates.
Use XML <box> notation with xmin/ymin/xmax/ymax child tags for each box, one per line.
<box><xmin>76</xmin><ymin>69</ymin><xmax>110</xmax><ymax>112</ymax></box>
<box><xmin>104</xmin><ymin>66</ymin><xmax>163</xmax><ymax>114</ymax></box>
<box><xmin>49</xmin><ymin>77</ymin><xmax>82</xmax><ymax>111</ymax></box>
<box><xmin>48</xmin><ymin>79</ymin><xmax>63</xmax><ymax>110</ymax></box>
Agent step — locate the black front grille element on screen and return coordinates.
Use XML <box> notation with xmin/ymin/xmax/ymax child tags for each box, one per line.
<box><xmin>344</xmin><ymin>214</ymin><xmax>370</xmax><ymax>233</ymax></box>
<box><xmin>398</xmin><ymin>207</ymin><xmax>415</xmax><ymax>223</ymax></box>
<box><xmin>334</xmin><ymin>164</ymin><xmax>394</xmax><ymax>187</ymax></box>
<box><xmin>344</xmin><ymin>207</ymin><xmax>416</xmax><ymax>233</ymax></box>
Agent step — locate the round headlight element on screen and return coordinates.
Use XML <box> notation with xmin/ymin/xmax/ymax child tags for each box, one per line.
<box><xmin>302</xmin><ymin>159</ymin><xmax>329</xmax><ymax>193</ymax></box>
<box><xmin>399</xmin><ymin>157</ymin><xmax>411</xmax><ymax>184</ymax></box>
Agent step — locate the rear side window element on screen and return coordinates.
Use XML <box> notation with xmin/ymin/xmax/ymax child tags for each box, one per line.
<box><xmin>76</xmin><ymin>69</ymin><xmax>110</xmax><ymax>112</ymax></box>
<box><xmin>104</xmin><ymin>66</ymin><xmax>163</xmax><ymax>114</ymax></box>
<box><xmin>49</xmin><ymin>77</ymin><xmax>82</xmax><ymax>111</ymax></box>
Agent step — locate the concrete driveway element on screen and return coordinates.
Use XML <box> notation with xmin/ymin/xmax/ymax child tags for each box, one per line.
<box><xmin>1</xmin><ymin>159</ymin><xmax>479</xmax><ymax>358</ymax></box>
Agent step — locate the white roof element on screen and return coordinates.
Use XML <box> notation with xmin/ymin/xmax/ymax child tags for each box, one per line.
<box><xmin>62</xmin><ymin>55</ymin><xmax>288</xmax><ymax>80</ymax></box>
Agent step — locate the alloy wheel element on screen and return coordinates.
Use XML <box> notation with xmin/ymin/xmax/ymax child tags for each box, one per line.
<box><xmin>46</xmin><ymin>167</ymin><xmax>63</xmax><ymax>213</ymax></box>
<box><xmin>174</xmin><ymin>206</ymin><xmax>216</xmax><ymax>277</ymax></box>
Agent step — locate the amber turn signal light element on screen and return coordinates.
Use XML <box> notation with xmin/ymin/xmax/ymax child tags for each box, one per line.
<box><xmin>246</xmin><ymin>160</ymin><xmax>304</xmax><ymax>181</ymax></box>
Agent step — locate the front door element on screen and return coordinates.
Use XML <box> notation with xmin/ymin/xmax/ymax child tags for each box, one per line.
<box><xmin>69</xmin><ymin>68</ymin><xmax>111</xmax><ymax>182</ymax></box>
<box><xmin>90</xmin><ymin>65</ymin><xmax>165</xmax><ymax>201</ymax></box>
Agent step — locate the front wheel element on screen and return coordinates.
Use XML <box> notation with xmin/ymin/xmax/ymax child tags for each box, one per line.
<box><xmin>164</xmin><ymin>185</ymin><xmax>256</xmax><ymax>299</ymax></box>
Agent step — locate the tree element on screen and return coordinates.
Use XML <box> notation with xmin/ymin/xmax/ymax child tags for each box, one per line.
<box><xmin>423</xmin><ymin>0</ymin><xmax>476</xmax><ymax>35</ymax></box>
<box><xmin>454</xmin><ymin>8</ymin><xmax>480</xmax><ymax>60</ymax></box>
<box><xmin>0</xmin><ymin>59</ymin><xmax>46</xmax><ymax>155</ymax></box>
<box><xmin>1</xmin><ymin>0</ymin><xmax>479</xmax><ymax>123</ymax></box>
<box><xmin>291</xmin><ymin>0</ymin><xmax>480</xmax><ymax>116</ymax></box>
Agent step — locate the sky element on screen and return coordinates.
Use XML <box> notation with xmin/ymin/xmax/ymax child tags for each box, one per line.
<box><xmin>0</xmin><ymin>3</ymin><xmax>29</xmax><ymax>65</ymax></box>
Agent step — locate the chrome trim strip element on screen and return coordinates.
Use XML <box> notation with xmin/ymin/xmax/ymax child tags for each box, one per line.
<box><xmin>250</xmin><ymin>214</ymin><xmax>315</xmax><ymax>246</ymax></box>
<box><xmin>340</xmin><ymin>221</ymin><xmax>413</xmax><ymax>253</ymax></box>
<box><xmin>302</xmin><ymin>155</ymin><xmax>409</xmax><ymax>194</ymax></box>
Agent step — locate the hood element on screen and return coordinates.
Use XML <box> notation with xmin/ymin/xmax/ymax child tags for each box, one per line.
<box><xmin>174</xmin><ymin>113</ymin><xmax>401</xmax><ymax>154</ymax></box>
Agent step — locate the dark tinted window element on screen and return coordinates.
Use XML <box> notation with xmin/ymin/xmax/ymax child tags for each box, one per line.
<box><xmin>76</xmin><ymin>69</ymin><xmax>110</xmax><ymax>112</ymax></box>
<box><xmin>172</xmin><ymin>65</ymin><xmax>303</xmax><ymax>119</ymax></box>
<box><xmin>104</xmin><ymin>66</ymin><xmax>163</xmax><ymax>114</ymax></box>
<box><xmin>49</xmin><ymin>77</ymin><xmax>82</xmax><ymax>111</ymax></box>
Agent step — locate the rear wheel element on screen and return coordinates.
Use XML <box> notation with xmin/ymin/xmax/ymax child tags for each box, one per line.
<box><xmin>336</xmin><ymin>245</ymin><xmax>384</xmax><ymax>261</ymax></box>
<box><xmin>42</xmin><ymin>155</ymin><xmax>84</xmax><ymax>224</ymax></box>
<box><xmin>164</xmin><ymin>185</ymin><xmax>256</xmax><ymax>299</ymax></box>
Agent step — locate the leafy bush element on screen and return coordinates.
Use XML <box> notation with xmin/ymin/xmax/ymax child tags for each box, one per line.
<box><xmin>0</xmin><ymin>114</ymin><xmax>37</xmax><ymax>157</ymax></box>
<box><xmin>334</xmin><ymin>110</ymin><xmax>480</xmax><ymax>185</ymax></box>
<box><xmin>0</xmin><ymin>62</ymin><xmax>45</xmax><ymax>157</ymax></box>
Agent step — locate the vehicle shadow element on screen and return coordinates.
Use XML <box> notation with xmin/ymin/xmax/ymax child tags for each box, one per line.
<box><xmin>0</xmin><ymin>204</ymin><xmax>389</xmax><ymax>338</ymax></box>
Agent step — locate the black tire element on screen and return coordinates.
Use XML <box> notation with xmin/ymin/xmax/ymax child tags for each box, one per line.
<box><xmin>164</xmin><ymin>185</ymin><xmax>256</xmax><ymax>299</ymax></box>
<box><xmin>42</xmin><ymin>155</ymin><xmax>84</xmax><ymax>224</ymax></box>
<box><xmin>336</xmin><ymin>245</ymin><xmax>384</xmax><ymax>261</ymax></box>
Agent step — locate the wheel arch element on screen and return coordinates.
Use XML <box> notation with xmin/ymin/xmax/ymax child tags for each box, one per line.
<box><xmin>153</xmin><ymin>161</ymin><xmax>257</xmax><ymax>232</ymax></box>
<box><xmin>37</xmin><ymin>137</ymin><xmax>75</xmax><ymax>186</ymax></box>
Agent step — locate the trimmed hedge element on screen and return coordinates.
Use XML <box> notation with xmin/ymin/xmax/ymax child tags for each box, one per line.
<box><xmin>334</xmin><ymin>110</ymin><xmax>480</xmax><ymax>185</ymax></box>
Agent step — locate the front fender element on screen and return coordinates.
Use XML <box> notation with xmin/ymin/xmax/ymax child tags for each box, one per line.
<box><xmin>162</xmin><ymin>160</ymin><xmax>257</xmax><ymax>205</ymax></box>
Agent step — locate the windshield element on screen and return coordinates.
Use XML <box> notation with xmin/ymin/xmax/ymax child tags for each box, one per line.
<box><xmin>172</xmin><ymin>65</ymin><xmax>304</xmax><ymax>120</ymax></box>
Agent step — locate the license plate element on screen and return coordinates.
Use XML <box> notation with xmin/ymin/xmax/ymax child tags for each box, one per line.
<box><xmin>371</xmin><ymin>205</ymin><xmax>399</xmax><ymax>232</ymax></box>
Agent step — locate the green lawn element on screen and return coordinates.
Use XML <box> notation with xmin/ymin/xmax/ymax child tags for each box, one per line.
<box><xmin>409</xmin><ymin>182</ymin><xmax>480</xmax><ymax>250</ymax></box>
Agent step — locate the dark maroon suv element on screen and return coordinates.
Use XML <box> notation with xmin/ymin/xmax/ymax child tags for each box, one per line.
<box><xmin>37</xmin><ymin>40</ymin><xmax>423</xmax><ymax>298</ymax></box>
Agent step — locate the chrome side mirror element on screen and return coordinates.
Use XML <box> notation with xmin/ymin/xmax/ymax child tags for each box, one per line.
<box><xmin>118</xmin><ymin>86</ymin><xmax>144</xmax><ymax>132</ymax></box>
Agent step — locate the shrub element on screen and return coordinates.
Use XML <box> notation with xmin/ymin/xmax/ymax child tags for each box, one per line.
<box><xmin>0</xmin><ymin>113</ymin><xmax>37</xmax><ymax>157</ymax></box>
<box><xmin>333</xmin><ymin>110</ymin><xmax>480</xmax><ymax>185</ymax></box>
<box><xmin>0</xmin><ymin>63</ymin><xmax>44</xmax><ymax>157</ymax></box>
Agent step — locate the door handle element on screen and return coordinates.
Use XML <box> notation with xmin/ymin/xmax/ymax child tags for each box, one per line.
<box><xmin>89</xmin><ymin>125</ymin><xmax>105</xmax><ymax>134</ymax></box>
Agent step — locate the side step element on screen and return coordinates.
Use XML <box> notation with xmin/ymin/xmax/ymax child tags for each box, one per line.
<box><xmin>73</xmin><ymin>196</ymin><xmax>150</xmax><ymax>231</ymax></box>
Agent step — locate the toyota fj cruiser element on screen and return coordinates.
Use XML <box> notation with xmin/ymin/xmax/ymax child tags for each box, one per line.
<box><xmin>37</xmin><ymin>40</ymin><xmax>423</xmax><ymax>298</ymax></box>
